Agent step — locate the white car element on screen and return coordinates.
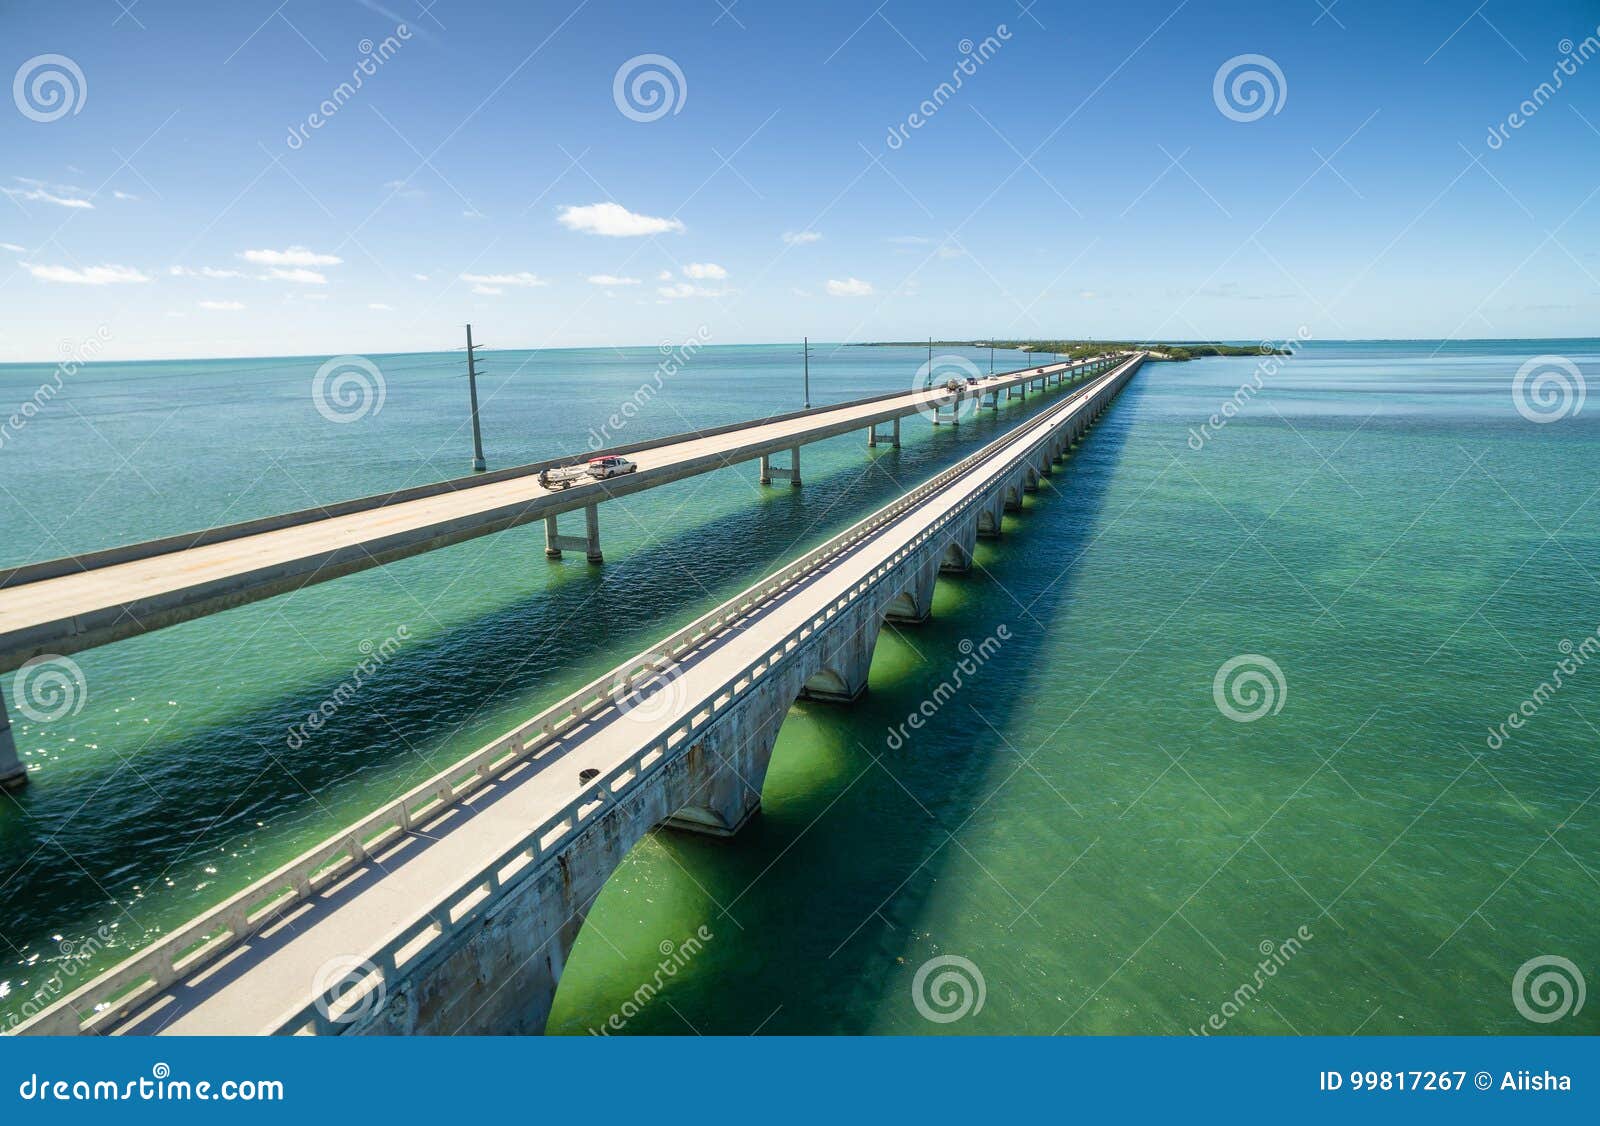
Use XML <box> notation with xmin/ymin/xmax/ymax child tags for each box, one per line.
<box><xmin>587</xmin><ymin>455</ymin><xmax>637</xmax><ymax>480</ymax></box>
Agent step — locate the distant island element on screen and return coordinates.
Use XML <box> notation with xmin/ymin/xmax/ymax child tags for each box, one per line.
<box><xmin>855</xmin><ymin>340</ymin><xmax>1287</xmax><ymax>361</ymax></box>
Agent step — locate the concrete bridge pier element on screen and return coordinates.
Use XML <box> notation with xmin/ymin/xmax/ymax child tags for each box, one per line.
<box><xmin>662</xmin><ymin>712</ymin><xmax>783</xmax><ymax>838</ymax></box>
<box><xmin>940</xmin><ymin>522</ymin><xmax>978</xmax><ymax>574</ymax></box>
<box><xmin>759</xmin><ymin>447</ymin><xmax>802</xmax><ymax>486</ymax></box>
<box><xmin>883</xmin><ymin>554</ymin><xmax>941</xmax><ymax>625</ymax></box>
<box><xmin>1003</xmin><ymin>479</ymin><xmax>1024</xmax><ymax>512</ymax></box>
<box><xmin>545</xmin><ymin>504</ymin><xmax>603</xmax><ymax>563</ymax></box>
<box><xmin>1</xmin><ymin>697</ymin><xmax>26</xmax><ymax>792</ymax></box>
<box><xmin>982</xmin><ymin>388</ymin><xmax>999</xmax><ymax>410</ymax></box>
<box><xmin>798</xmin><ymin>618</ymin><xmax>876</xmax><ymax>703</ymax></box>
<box><xmin>867</xmin><ymin>418</ymin><xmax>901</xmax><ymax>448</ymax></box>
<box><xmin>976</xmin><ymin>495</ymin><xmax>1006</xmax><ymax>539</ymax></box>
<box><xmin>1022</xmin><ymin>467</ymin><xmax>1040</xmax><ymax>493</ymax></box>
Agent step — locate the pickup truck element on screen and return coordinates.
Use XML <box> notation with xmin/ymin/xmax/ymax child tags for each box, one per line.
<box><xmin>537</xmin><ymin>455</ymin><xmax>637</xmax><ymax>491</ymax></box>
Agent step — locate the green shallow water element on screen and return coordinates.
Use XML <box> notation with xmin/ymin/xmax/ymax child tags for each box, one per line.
<box><xmin>1</xmin><ymin>341</ymin><xmax>1596</xmax><ymax>1034</ymax></box>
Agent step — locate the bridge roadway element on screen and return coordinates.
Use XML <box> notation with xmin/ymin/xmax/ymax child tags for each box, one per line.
<box><xmin>16</xmin><ymin>352</ymin><xmax>1143</xmax><ymax>1037</ymax></box>
<box><xmin>0</xmin><ymin>351</ymin><xmax>1120</xmax><ymax>791</ymax></box>
<box><xmin>0</xmin><ymin>354</ymin><xmax>1115</xmax><ymax>669</ymax></box>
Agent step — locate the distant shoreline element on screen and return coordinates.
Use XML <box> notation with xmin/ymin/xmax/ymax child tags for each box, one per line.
<box><xmin>852</xmin><ymin>340</ymin><xmax>1289</xmax><ymax>361</ymax></box>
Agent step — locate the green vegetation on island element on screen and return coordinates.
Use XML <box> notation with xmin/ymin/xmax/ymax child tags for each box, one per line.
<box><xmin>856</xmin><ymin>340</ymin><xmax>1287</xmax><ymax>361</ymax></box>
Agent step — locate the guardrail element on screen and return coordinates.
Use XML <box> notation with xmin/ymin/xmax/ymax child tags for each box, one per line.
<box><xmin>15</xmin><ymin>353</ymin><xmax>1141</xmax><ymax>1036</ymax></box>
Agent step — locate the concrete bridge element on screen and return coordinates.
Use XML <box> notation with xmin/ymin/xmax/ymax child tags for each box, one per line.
<box><xmin>0</xmin><ymin>352</ymin><xmax>1124</xmax><ymax>793</ymax></box>
<box><xmin>13</xmin><ymin>352</ymin><xmax>1144</xmax><ymax>1036</ymax></box>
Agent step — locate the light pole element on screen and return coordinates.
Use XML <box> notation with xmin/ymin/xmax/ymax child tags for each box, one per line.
<box><xmin>803</xmin><ymin>336</ymin><xmax>810</xmax><ymax>409</ymax></box>
<box><xmin>466</xmin><ymin>323</ymin><xmax>486</xmax><ymax>473</ymax></box>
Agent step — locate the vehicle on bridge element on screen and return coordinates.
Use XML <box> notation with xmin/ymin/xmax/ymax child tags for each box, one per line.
<box><xmin>588</xmin><ymin>455</ymin><xmax>637</xmax><ymax>480</ymax></box>
<box><xmin>537</xmin><ymin>455</ymin><xmax>637</xmax><ymax>491</ymax></box>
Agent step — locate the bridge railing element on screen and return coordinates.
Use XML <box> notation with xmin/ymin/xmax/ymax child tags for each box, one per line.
<box><xmin>16</xmin><ymin>353</ymin><xmax>1139</xmax><ymax>1036</ymax></box>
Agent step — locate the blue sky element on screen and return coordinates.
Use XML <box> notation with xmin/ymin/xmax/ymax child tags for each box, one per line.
<box><xmin>1</xmin><ymin>0</ymin><xmax>1597</xmax><ymax>360</ymax></box>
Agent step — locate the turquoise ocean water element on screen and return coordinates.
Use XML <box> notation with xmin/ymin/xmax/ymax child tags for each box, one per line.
<box><xmin>0</xmin><ymin>339</ymin><xmax>1594</xmax><ymax>1034</ymax></box>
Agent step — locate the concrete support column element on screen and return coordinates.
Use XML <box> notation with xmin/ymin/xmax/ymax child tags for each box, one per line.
<box><xmin>940</xmin><ymin>521</ymin><xmax>978</xmax><ymax>574</ymax></box>
<box><xmin>884</xmin><ymin>554</ymin><xmax>941</xmax><ymax>625</ymax></box>
<box><xmin>867</xmin><ymin>417</ymin><xmax>900</xmax><ymax>448</ymax></box>
<box><xmin>1023</xmin><ymin>468</ymin><xmax>1040</xmax><ymax>494</ymax></box>
<box><xmin>0</xmin><ymin>696</ymin><xmax>26</xmax><ymax>792</ymax></box>
<box><xmin>799</xmin><ymin>617</ymin><xmax>876</xmax><ymax>703</ymax></box>
<box><xmin>759</xmin><ymin>447</ymin><xmax>803</xmax><ymax>486</ymax></box>
<box><xmin>977</xmin><ymin>495</ymin><xmax>1005</xmax><ymax>539</ymax></box>
<box><xmin>1003</xmin><ymin>480</ymin><xmax>1024</xmax><ymax>512</ymax></box>
<box><xmin>545</xmin><ymin>504</ymin><xmax>603</xmax><ymax>563</ymax></box>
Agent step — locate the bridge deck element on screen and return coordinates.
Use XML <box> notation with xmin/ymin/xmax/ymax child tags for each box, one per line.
<box><xmin>0</xmin><ymin>356</ymin><xmax>1111</xmax><ymax>672</ymax></box>
<box><xmin>98</xmin><ymin>356</ymin><xmax>1137</xmax><ymax>1035</ymax></box>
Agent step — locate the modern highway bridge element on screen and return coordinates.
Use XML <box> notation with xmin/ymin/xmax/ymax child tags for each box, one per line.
<box><xmin>14</xmin><ymin>351</ymin><xmax>1144</xmax><ymax>1036</ymax></box>
<box><xmin>0</xmin><ymin>352</ymin><xmax>1124</xmax><ymax>792</ymax></box>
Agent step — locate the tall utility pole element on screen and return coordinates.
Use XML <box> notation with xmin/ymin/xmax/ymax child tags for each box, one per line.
<box><xmin>989</xmin><ymin>340</ymin><xmax>995</xmax><ymax>375</ymax></box>
<box><xmin>803</xmin><ymin>337</ymin><xmax>811</xmax><ymax>409</ymax></box>
<box><xmin>926</xmin><ymin>337</ymin><xmax>933</xmax><ymax>388</ymax></box>
<box><xmin>466</xmin><ymin>323</ymin><xmax>487</xmax><ymax>473</ymax></box>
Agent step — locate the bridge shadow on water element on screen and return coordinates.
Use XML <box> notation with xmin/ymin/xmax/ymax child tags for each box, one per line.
<box><xmin>546</xmin><ymin>378</ymin><xmax>1144</xmax><ymax>1035</ymax></box>
<box><xmin>0</xmin><ymin>381</ymin><xmax>1112</xmax><ymax>1006</ymax></box>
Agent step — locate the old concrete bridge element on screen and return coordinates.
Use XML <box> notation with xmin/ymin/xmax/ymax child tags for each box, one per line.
<box><xmin>12</xmin><ymin>353</ymin><xmax>1142</xmax><ymax>1035</ymax></box>
<box><xmin>0</xmin><ymin>352</ymin><xmax>1123</xmax><ymax>793</ymax></box>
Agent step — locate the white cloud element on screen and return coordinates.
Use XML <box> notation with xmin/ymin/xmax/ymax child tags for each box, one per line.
<box><xmin>0</xmin><ymin>242</ymin><xmax>25</xmax><ymax>253</ymax></box>
<box><xmin>936</xmin><ymin>244</ymin><xmax>964</xmax><ymax>260</ymax></box>
<box><xmin>791</xmin><ymin>287</ymin><xmax>813</xmax><ymax>297</ymax></box>
<box><xmin>198</xmin><ymin>300</ymin><xmax>245</xmax><ymax>311</ymax></box>
<box><xmin>460</xmin><ymin>271</ymin><xmax>548</xmax><ymax>289</ymax></box>
<box><xmin>587</xmin><ymin>274</ymin><xmax>641</xmax><ymax>285</ymax></box>
<box><xmin>113</xmin><ymin>190</ymin><xmax>138</xmax><ymax>201</ymax></box>
<box><xmin>682</xmin><ymin>262</ymin><xmax>727</xmax><ymax>280</ymax></box>
<box><xmin>558</xmin><ymin>202</ymin><xmax>684</xmax><ymax>237</ymax></box>
<box><xmin>471</xmin><ymin>285</ymin><xmax>504</xmax><ymax>296</ymax></box>
<box><xmin>368</xmin><ymin>302</ymin><xmax>394</xmax><ymax>311</ymax></box>
<box><xmin>26</xmin><ymin>263</ymin><xmax>150</xmax><ymax>285</ymax></box>
<box><xmin>4</xmin><ymin>186</ymin><xmax>93</xmax><ymax>209</ymax></box>
<box><xmin>170</xmin><ymin>265</ymin><xmax>247</xmax><ymax>279</ymax></box>
<box><xmin>782</xmin><ymin>230</ymin><xmax>822</xmax><ymax>245</ymax></box>
<box><xmin>240</xmin><ymin>246</ymin><xmax>343</xmax><ymax>267</ymax></box>
<box><xmin>383</xmin><ymin>180</ymin><xmax>426</xmax><ymax>201</ymax></box>
<box><xmin>1080</xmin><ymin>290</ymin><xmax>1097</xmax><ymax>299</ymax></box>
<box><xmin>657</xmin><ymin>282</ymin><xmax>727</xmax><ymax>300</ymax></box>
<box><xmin>657</xmin><ymin>270</ymin><xmax>673</xmax><ymax>281</ymax></box>
<box><xmin>826</xmin><ymin>277</ymin><xmax>873</xmax><ymax>297</ymax></box>
<box><xmin>462</xmin><ymin>208</ymin><xmax>485</xmax><ymax>219</ymax></box>
<box><xmin>412</xmin><ymin>273</ymin><xmax>430</xmax><ymax>281</ymax></box>
<box><xmin>262</xmin><ymin>267</ymin><xmax>328</xmax><ymax>285</ymax></box>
